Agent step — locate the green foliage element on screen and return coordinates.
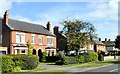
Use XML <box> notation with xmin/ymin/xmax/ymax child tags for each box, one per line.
<box><xmin>12</xmin><ymin>55</ymin><xmax>39</xmax><ymax>70</ymax></box>
<box><xmin>55</xmin><ymin>55</ymin><xmax>68</xmax><ymax>65</ymax></box>
<box><xmin>13</xmin><ymin>66</ymin><xmax>21</xmax><ymax>72</ymax></box>
<box><xmin>66</xmin><ymin>56</ymin><xmax>78</xmax><ymax>64</ymax></box>
<box><xmin>98</xmin><ymin>54</ymin><xmax>104</xmax><ymax>61</ymax></box>
<box><xmin>2</xmin><ymin>56</ymin><xmax>15</xmax><ymax>73</ymax></box>
<box><xmin>40</xmin><ymin>51</ymin><xmax>47</xmax><ymax>62</ymax></box>
<box><xmin>27</xmin><ymin>40</ymin><xmax>33</xmax><ymax>55</ymax></box>
<box><xmin>61</xmin><ymin>19</ymin><xmax>97</xmax><ymax>52</ymax></box>
<box><xmin>75</xmin><ymin>55</ymin><xmax>85</xmax><ymax>63</ymax></box>
<box><xmin>86</xmin><ymin>52</ymin><xmax>98</xmax><ymax>62</ymax></box>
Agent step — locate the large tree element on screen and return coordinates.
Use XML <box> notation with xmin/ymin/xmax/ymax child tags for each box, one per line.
<box><xmin>115</xmin><ymin>35</ymin><xmax>120</xmax><ymax>49</ymax></box>
<box><xmin>60</xmin><ymin>19</ymin><xmax>97</xmax><ymax>53</ymax></box>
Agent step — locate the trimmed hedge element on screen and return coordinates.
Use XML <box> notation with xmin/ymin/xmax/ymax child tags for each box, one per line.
<box><xmin>2</xmin><ymin>55</ymin><xmax>39</xmax><ymax>73</ymax></box>
<box><xmin>55</xmin><ymin>52</ymin><xmax>98</xmax><ymax>65</ymax></box>
<box><xmin>2</xmin><ymin>56</ymin><xmax>15</xmax><ymax>73</ymax></box>
<box><xmin>12</xmin><ymin>55</ymin><xmax>39</xmax><ymax>70</ymax></box>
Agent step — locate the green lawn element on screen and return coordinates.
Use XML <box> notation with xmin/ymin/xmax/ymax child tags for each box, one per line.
<box><xmin>17</xmin><ymin>67</ymin><xmax>46</xmax><ymax>72</ymax></box>
<box><xmin>76</xmin><ymin>60</ymin><xmax>119</xmax><ymax>68</ymax></box>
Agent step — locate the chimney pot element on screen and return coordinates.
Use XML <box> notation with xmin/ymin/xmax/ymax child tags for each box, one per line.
<box><xmin>105</xmin><ymin>38</ymin><xmax>107</xmax><ymax>41</ymax></box>
<box><xmin>4</xmin><ymin>10</ymin><xmax>9</xmax><ymax>25</ymax></box>
<box><xmin>54</xmin><ymin>26</ymin><xmax>59</xmax><ymax>35</ymax></box>
<box><xmin>99</xmin><ymin>38</ymin><xmax>101</xmax><ymax>41</ymax></box>
<box><xmin>46</xmin><ymin>21</ymin><xmax>51</xmax><ymax>31</ymax></box>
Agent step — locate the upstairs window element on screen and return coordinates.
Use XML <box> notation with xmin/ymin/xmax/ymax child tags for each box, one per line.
<box><xmin>21</xmin><ymin>34</ymin><xmax>25</xmax><ymax>43</ymax></box>
<box><xmin>16</xmin><ymin>34</ymin><xmax>20</xmax><ymax>43</ymax></box>
<box><xmin>47</xmin><ymin>38</ymin><xmax>54</xmax><ymax>45</ymax></box>
<box><xmin>31</xmin><ymin>35</ymin><xmax>35</xmax><ymax>43</ymax></box>
<box><xmin>39</xmin><ymin>37</ymin><xmax>43</xmax><ymax>44</ymax></box>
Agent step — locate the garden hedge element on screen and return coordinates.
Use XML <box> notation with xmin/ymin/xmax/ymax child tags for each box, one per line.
<box><xmin>2</xmin><ymin>55</ymin><xmax>39</xmax><ymax>73</ymax></box>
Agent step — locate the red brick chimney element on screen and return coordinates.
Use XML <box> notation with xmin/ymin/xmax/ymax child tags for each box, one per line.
<box><xmin>4</xmin><ymin>10</ymin><xmax>9</xmax><ymax>25</ymax></box>
<box><xmin>46</xmin><ymin>21</ymin><xmax>51</xmax><ymax>31</ymax></box>
<box><xmin>99</xmin><ymin>38</ymin><xmax>101</xmax><ymax>41</ymax></box>
<box><xmin>54</xmin><ymin>26</ymin><xmax>59</xmax><ymax>35</ymax></box>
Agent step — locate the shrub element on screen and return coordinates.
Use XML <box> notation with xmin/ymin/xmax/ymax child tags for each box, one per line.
<box><xmin>12</xmin><ymin>55</ymin><xmax>39</xmax><ymax>70</ymax></box>
<box><xmin>66</xmin><ymin>56</ymin><xmax>78</xmax><ymax>64</ymax></box>
<box><xmin>98</xmin><ymin>54</ymin><xmax>104</xmax><ymax>61</ymax></box>
<box><xmin>13</xmin><ymin>66</ymin><xmax>21</xmax><ymax>72</ymax></box>
<box><xmin>75</xmin><ymin>55</ymin><xmax>85</xmax><ymax>63</ymax></box>
<box><xmin>55</xmin><ymin>55</ymin><xmax>68</xmax><ymax>65</ymax></box>
<box><xmin>39</xmin><ymin>52</ymin><xmax>47</xmax><ymax>62</ymax></box>
<box><xmin>2</xmin><ymin>56</ymin><xmax>15</xmax><ymax>73</ymax></box>
<box><xmin>84</xmin><ymin>52</ymin><xmax>98</xmax><ymax>62</ymax></box>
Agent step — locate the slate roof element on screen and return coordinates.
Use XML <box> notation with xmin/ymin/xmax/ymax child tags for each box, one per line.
<box><xmin>94</xmin><ymin>40</ymin><xmax>105</xmax><ymax>45</ymax></box>
<box><xmin>102</xmin><ymin>41</ymin><xmax>115</xmax><ymax>47</ymax></box>
<box><xmin>7</xmin><ymin>19</ymin><xmax>55</xmax><ymax>36</ymax></box>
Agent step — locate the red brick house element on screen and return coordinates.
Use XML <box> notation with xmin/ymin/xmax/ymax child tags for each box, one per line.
<box><xmin>1</xmin><ymin>10</ymin><xmax>57</xmax><ymax>56</ymax></box>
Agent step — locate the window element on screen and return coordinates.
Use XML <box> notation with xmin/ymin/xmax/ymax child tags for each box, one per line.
<box><xmin>21</xmin><ymin>34</ymin><xmax>25</xmax><ymax>43</ymax></box>
<box><xmin>47</xmin><ymin>38</ymin><xmax>54</xmax><ymax>45</ymax></box>
<box><xmin>0</xmin><ymin>35</ymin><xmax>2</xmax><ymax>43</ymax></box>
<box><xmin>47</xmin><ymin>50</ymin><xmax>50</xmax><ymax>56</ymax></box>
<box><xmin>16</xmin><ymin>34</ymin><xmax>20</xmax><ymax>43</ymax></box>
<box><xmin>39</xmin><ymin>37</ymin><xmax>43</xmax><ymax>44</ymax></box>
<box><xmin>15</xmin><ymin>49</ymin><xmax>19</xmax><ymax>54</ymax></box>
<box><xmin>21</xmin><ymin>50</ymin><xmax>26</xmax><ymax>54</ymax></box>
<box><xmin>52</xmin><ymin>50</ymin><xmax>54</xmax><ymax>56</ymax></box>
<box><xmin>31</xmin><ymin>36</ymin><xmax>35</xmax><ymax>43</ymax></box>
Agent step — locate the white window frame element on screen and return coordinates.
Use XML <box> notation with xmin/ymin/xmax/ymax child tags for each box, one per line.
<box><xmin>16</xmin><ymin>33</ymin><xmax>20</xmax><ymax>43</ymax></box>
<box><xmin>16</xmin><ymin>32</ymin><xmax>26</xmax><ymax>43</ymax></box>
<box><xmin>15</xmin><ymin>49</ymin><xmax>19</xmax><ymax>55</ymax></box>
<box><xmin>46</xmin><ymin>36</ymin><xmax>54</xmax><ymax>46</ymax></box>
<box><xmin>31</xmin><ymin>34</ymin><xmax>35</xmax><ymax>44</ymax></box>
<box><xmin>39</xmin><ymin>36</ymin><xmax>43</xmax><ymax>45</ymax></box>
<box><xmin>21</xmin><ymin>34</ymin><xmax>26</xmax><ymax>43</ymax></box>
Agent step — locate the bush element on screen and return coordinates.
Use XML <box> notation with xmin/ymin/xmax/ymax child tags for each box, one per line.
<box><xmin>98</xmin><ymin>54</ymin><xmax>104</xmax><ymax>61</ymax></box>
<box><xmin>12</xmin><ymin>55</ymin><xmax>39</xmax><ymax>70</ymax></box>
<box><xmin>21</xmin><ymin>55</ymin><xmax>39</xmax><ymax>70</ymax></box>
<box><xmin>75</xmin><ymin>55</ymin><xmax>85</xmax><ymax>63</ymax></box>
<box><xmin>55</xmin><ymin>55</ymin><xmax>68</xmax><ymax>65</ymax></box>
<box><xmin>13</xmin><ymin>66</ymin><xmax>21</xmax><ymax>72</ymax></box>
<box><xmin>66</xmin><ymin>56</ymin><xmax>78</xmax><ymax>64</ymax></box>
<box><xmin>2</xmin><ymin>56</ymin><xmax>15</xmax><ymax>73</ymax></box>
<box><xmin>39</xmin><ymin>52</ymin><xmax>47</xmax><ymax>62</ymax></box>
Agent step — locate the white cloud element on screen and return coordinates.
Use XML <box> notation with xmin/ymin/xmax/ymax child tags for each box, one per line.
<box><xmin>0</xmin><ymin>0</ymin><xmax>12</xmax><ymax>17</ymax></box>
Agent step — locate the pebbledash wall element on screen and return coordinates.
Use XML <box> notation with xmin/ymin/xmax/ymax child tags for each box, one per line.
<box><xmin>1</xmin><ymin>10</ymin><xmax>57</xmax><ymax>56</ymax></box>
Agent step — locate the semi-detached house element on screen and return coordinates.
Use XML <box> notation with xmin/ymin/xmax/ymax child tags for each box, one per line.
<box><xmin>0</xmin><ymin>10</ymin><xmax>56</xmax><ymax>56</ymax></box>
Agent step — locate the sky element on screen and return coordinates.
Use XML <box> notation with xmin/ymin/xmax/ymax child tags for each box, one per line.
<box><xmin>0</xmin><ymin>0</ymin><xmax>119</xmax><ymax>41</ymax></box>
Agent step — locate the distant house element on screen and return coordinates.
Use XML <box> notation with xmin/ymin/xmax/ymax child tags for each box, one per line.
<box><xmin>53</xmin><ymin>26</ymin><xmax>67</xmax><ymax>52</ymax></box>
<box><xmin>102</xmin><ymin>38</ymin><xmax>119</xmax><ymax>52</ymax></box>
<box><xmin>94</xmin><ymin>38</ymin><xmax>106</xmax><ymax>52</ymax></box>
<box><xmin>0</xmin><ymin>10</ymin><xmax>57</xmax><ymax>56</ymax></box>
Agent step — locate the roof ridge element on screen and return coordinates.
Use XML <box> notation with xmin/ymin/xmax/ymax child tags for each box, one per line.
<box><xmin>8</xmin><ymin>18</ymin><xmax>44</xmax><ymax>27</ymax></box>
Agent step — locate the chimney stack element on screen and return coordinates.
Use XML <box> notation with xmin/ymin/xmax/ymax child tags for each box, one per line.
<box><xmin>105</xmin><ymin>38</ymin><xmax>107</xmax><ymax>41</ymax></box>
<box><xmin>4</xmin><ymin>10</ymin><xmax>9</xmax><ymax>25</ymax></box>
<box><xmin>99</xmin><ymin>38</ymin><xmax>101</xmax><ymax>41</ymax></box>
<box><xmin>54</xmin><ymin>26</ymin><xmax>59</xmax><ymax>35</ymax></box>
<box><xmin>46</xmin><ymin>21</ymin><xmax>51</xmax><ymax>31</ymax></box>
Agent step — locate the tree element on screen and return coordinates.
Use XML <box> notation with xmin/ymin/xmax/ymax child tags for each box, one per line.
<box><xmin>60</xmin><ymin>19</ymin><xmax>97</xmax><ymax>54</ymax></box>
<box><xmin>115</xmin><ymin>35</ymin><xmax>120</xmax><ymax>49</ymax></box>
<box><xmin>27</xmin><ymin>40</ymin><xmax>34</xmax><ymax>55</ymax></box>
